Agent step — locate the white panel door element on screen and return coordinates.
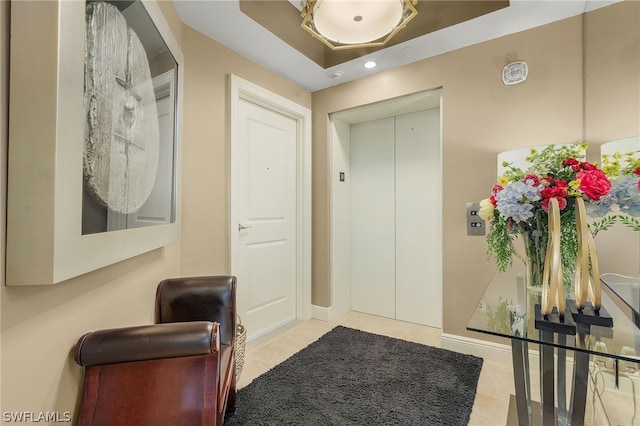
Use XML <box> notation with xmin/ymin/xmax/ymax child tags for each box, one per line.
<box><xmin>395</xmin><ymin>109</ymin><xmax>441</xmax><ymax>327</ymax></box>
<box><xmin>114</xmin><ymin>71</ymin><xmax>175</xmax><ymax>230</ymax></box>
<box><xmin>350</xmin><ymin>117</ymin><xmax>396</xmax><ymax>319</ymax></box>
<box><xmin>124</xmin><ymin>94</ymin><xmax>174</xmax><ymax>227</ymax></box>
<box><xmin>236</xmin><ymin>99</ymin><xmax>297</xmax><ymax>339</ymax></box>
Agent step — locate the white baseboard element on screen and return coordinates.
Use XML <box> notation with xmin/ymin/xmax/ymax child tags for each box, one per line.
<box><xmin>246</xmin><ymin>319</ymin><xmax>300</xmax><ymax>348</ymax></box>
<box><xmin>312</xmin><ymin>304</ymin><xmax>332</xmax><ymax>321</ymax></box>
<box><xmin>441</xmin><ymin>333</ymin><xmax>582</xmax><ymax>376</ymax></box>
<box><xmin>441</xmin><ymin>333</ymin><xmax>517</xmax><ymax>365</ymax></box>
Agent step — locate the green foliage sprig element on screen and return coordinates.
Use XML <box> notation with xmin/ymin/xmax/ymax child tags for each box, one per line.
<box><xmin>526</xmin><ymin>143</ymin><xmax>589</xmax><ymax>182</ymax></box>
<box><xmin>601</xmin><ymin>150</ymin><xmax>640</xmax><ymax>178</ymax></box>
<box><xmin>486</xmin><ymin>298</ymin><xmax>513</xmax><ymax>335</ymax></box>
<box><xmin>589</xmin><ymin>215</ymin><xmax>620</xmax><ymax>236</ymax></box>
<box><xmin>617</xmin><ymin>214</ymin><xmax>640</xmax><ymax>232</ymax></box>
<box><xmin>485</xmin><ymin>216</ymin><xmax>518</xmax><ymax>272</ymax></box>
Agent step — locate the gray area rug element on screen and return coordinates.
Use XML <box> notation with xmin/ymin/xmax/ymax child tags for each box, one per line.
<box><xmin>225</xmin><ymin>326</ymin><xmax>484</xmax><ymax>425</ymax></box>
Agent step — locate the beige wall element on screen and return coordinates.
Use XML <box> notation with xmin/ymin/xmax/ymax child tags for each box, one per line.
<box><xmin>584</xmin><ymin>2</ymin><xmax>640</xmax><ymax>145</ymax></box>
<box><xmin>312</xmin><ymin>1</ymin><xmax>639</xmax><ymax>339</ymax></box>
<box><xmin>0</xmin><ymin>1</ymin><xmax>183</xmax><ymax>418</ymax></box>
<box><xmin>312</xmin><ymin>15</ymin><xmax>584</xmax><ymax>333</ymax></box>
<box><xmin>179</xmin><ymin>25</ymin><xmax>311</xmax><ymax>277</ymax></box>
<box><xmin>0</xmin><ymin>0</ymin><xmax>637</xmax><ymax>420</ymax></box>
<box><xmin>0</xmin><ymin>0</ymin><xmax>310</xmax><ymax>420</ymax></box>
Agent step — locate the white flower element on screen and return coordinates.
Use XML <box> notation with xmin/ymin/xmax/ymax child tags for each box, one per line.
<box><xmin>478</xmin><ymin>198</ymin><xmax>495</xmax><ymax>221</ymax></box>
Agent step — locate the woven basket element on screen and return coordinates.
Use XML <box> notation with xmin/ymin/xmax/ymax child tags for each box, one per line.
<box><xmin>235</xmin><ymin>316</ymin><xmax>247</xmax><ymax>380</ymax></box>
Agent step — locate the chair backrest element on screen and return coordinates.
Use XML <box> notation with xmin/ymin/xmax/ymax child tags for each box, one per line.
<box><xmin>155</xmin><ymin>275</ymin><xmax>237</xmax><ymax>346</ymax></box>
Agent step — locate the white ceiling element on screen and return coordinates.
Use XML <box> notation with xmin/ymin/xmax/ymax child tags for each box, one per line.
<box><xmin>173</xmin><ymin>0</ymin><xmax>618</xmax><ymax>92</ymax></box>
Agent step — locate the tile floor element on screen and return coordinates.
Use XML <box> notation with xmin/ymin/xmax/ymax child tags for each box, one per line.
<box><xmin>236</xmin><ymin>311</ymin><xmax>635</xmax><ymax>425</ymax></box>
<box><xmin>235</xmin><ymin>311</ymin><xmax>514</xmax><ymax>426</ymax></box>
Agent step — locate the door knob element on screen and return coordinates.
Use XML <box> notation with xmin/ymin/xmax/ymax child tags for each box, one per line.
<box><xmin>238</xmin><ymin>223</ymin><xmax>253</xmax><ymax>231</ymax></box>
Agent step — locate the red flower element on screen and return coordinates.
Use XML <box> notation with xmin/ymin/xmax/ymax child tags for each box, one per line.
<box><xmin>524</xmin><ymin>174</ymin><xmax>540</xmax><ymax>186</ymax></box>
<box><xmin>541</xmin><ymin>177</ymin><xmax>553</xmax><ymax>186</ymax></box>
<box><xmin>577</xmin><ymin>169</ymin><xmax>611</xmax><ymax>201</ymax></box>
<box><xmin>634</xmin><ymin>167</ymin><xmax>640</xmax><ymax>176</ymax></box>
<box><xmin>580</xmin><ymin>161</ymin><xmax>597</xmax><ymax>171</ymax></box>
<box><xmin>540</xmin><ymin>187</ymin><xmax>567</xmax><ymax>199</ymax></box>
<box><xmin>556</xmin><ymin>197</ymin><xmax>568</xmax><ymax>210</ymax></box>
<box><xmin>554</xmin><ymin>179</ymin><xmax>568</xmax><ymax>189</ymax></box>
<box><xmin>540</xmin><ymin>180</ymin><xmax>569</xmax><ymax>211</ymax></box>
<box><xmin>542</xmin><ymin>196</ymin><xmax>568</xmax><ymax>211</ymax></box>
<box><xmin>563</xmin><ymin>158</ymin><xmax>581</xmax><ymax>171</ymax></box>
<box><xmin>489</xmin><ymin>184</ymin><xmax>502</xmax><ymax>206</ymax></box>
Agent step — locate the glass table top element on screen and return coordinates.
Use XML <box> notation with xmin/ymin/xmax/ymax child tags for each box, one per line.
<box><xmin>600</xmin><ymin>273</ymin><xmax>640</xmax><ymax>319</ymax></box>
<box><xmin>467</xmin><ymin>264</ymin><xmax>640</xmax><ymax>364</ymax></box>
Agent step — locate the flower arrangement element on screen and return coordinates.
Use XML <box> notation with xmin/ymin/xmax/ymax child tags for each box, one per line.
<box><xmin>478</xmin><ymin>142</ymin><xmax>612</xmax><ymax>287</ymax></box>
<box><xmin>587</xmin><ymin>150</ymin><xmax>640</xmax><ymax>230</ymax></box>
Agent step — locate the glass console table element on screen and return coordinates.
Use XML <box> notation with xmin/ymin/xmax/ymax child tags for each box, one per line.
<box><xmin>600</xmin><ymin>273</ymin><xmax>640</xmax><ymax>327</ymax></box>
<box><xmin>468</xmin><ymin>266</ymin><xmax>640</xmax><ymax>426</ymax></box>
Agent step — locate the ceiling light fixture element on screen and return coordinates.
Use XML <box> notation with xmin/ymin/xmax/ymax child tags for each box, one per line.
<box><xmin>364</xmin><ymin>61</ymin><xmax>377</xmax><ymax>69</ymax></box>
<box><xmin>300</xmin><ymin>0</ymin><xmax>418</xmax><ymax>50</ymax></box>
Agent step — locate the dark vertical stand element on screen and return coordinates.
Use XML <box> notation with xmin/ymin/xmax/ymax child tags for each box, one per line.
<box><xmin>567</xmin><ymin>299</ymin><xmax>613</xmax><ymax>426</ymax></box>
<box><xmin>534</xmin><ymin>305</ymin><xmax>576</xmax><ymax>426</ymax></box>
<box><xmin>511</xmin><ymin>339</ymin><xmax>532</xmax><ymax>425</ymax></box>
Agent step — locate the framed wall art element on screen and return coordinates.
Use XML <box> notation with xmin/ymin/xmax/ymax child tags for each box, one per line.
<box><xmin>7</xmin><ymin>0</ymin><xmax>183</xmax><ymax>285</ymax></box>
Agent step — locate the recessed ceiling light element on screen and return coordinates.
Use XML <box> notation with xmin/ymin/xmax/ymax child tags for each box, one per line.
<box><xmin>364</xmin><ymin>61</ymin><xmax>377</xmax><ymax>69</ymax></box>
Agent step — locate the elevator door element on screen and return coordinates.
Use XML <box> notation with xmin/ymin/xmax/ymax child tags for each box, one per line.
<box><xmin>350</xmin><ymin>108</ymin><xmax>441</xmax><ymax>327</ymax></box>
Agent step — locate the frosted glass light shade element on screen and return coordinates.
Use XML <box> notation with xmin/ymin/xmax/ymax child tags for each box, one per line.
<box><xmin>300</xmin><ymin>0</ymin><xmax>418</xmax><ymax>50</ymax></box>
<box><xmin>313</xmin><ymin>0</ymin><xmax>403</xmax><ymax>44</ymax></box>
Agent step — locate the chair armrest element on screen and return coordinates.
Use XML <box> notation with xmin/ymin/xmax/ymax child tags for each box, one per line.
<box><xmin>74</xmin><ymin>321</ymin><xmax>219</xmax><ymax>366</ymax></box>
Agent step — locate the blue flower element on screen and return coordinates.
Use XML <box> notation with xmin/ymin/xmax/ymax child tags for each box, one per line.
<box><xmin>613</xmin><ymin>177</ymin><xmax>640</xmax><ymax>216</ymax></box>
<box><xmin>585</xmin><ymin>193</ymin><xmax>617</xmax><ymax>217</ymax></box>
<box><xmin>495</xmin><ymin>180</ymin><xmax>542</xmax><ymax>223</ymax></box>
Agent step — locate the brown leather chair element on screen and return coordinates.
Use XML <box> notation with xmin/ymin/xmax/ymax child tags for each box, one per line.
<box><xmin>155</xmin><ymin>275</ymin><xmax>238</xmax><ymax>424</ymax></box>
<box><xmin>74</xmin><ymin>321</ymin><xmax>224</xmax><ymax>426</ymax></box>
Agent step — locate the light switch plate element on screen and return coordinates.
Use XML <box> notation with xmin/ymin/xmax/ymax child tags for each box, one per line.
<box><xmin>466</xmin><ymin>202</ymin><xmax>485</xmax><ymax>236</ymax></box>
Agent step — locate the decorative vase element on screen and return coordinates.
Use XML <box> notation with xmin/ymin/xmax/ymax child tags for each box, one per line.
<box><xmin>521</xmin><ymin>198</ymin><xmax>568</xmax><ymax>316</ymax></box>
<box><xmin>526</xmin><ymin>285</ymin><xmax>542</xmax><ymax>337</ymax></box>
<box><xmin>521</xmin><ymin>214</ymin><xmax>548</xmax><ymax>289</ymax></box>
<box><xmin>520</xmin><ymin>216</ymin><xmax>548</xmax><ymax>334</ymax></box>
<box><xmin>521</xmin><ymin>208</ymin><xmax>578</xmax><ymax>293</ymax></box>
